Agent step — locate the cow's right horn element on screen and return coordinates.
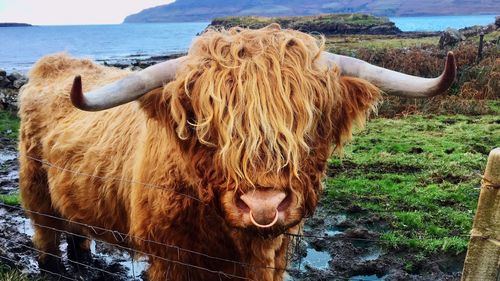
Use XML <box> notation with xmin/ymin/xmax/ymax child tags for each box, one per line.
<box><xmin>321</xmin><ymin>51</ymin><xmax>456</xmax><ymax>97</ymax></box>
<box><xmin>71</xmin><ymin>56</ymin><xmax>186</xmax><ymax>111</ymax></box>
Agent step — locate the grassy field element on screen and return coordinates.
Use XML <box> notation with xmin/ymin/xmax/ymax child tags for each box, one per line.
<box><xmin>0</xmin><ymin>111</ymin><xmax>19</xmax><ymax>141</ymax></box>
<box><xmin>325</xmin><ymin>34</ymin><xmax>440</xmax><ymax>54</ymax></box>
<box><xmin>325</xmin><ymin>113</ymin><xmax>499</xmax><ymax>254</ymax></box>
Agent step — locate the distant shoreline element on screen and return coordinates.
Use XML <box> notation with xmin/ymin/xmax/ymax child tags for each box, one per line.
<box><xmin>1</xmin><ymin>15</ymin><xmax>497</xmax><ymax>73</ymax></box>
<box><xmin>0</xmin><ymin>23</ymin><xmax>32</xmax><ymax>27</ymax></box>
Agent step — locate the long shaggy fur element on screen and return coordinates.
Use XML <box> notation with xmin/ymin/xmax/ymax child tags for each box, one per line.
<box><xmin>162</xmin><ymin>25</ymin><xmax>379</xmax><ymax>185</ymax></box>
<box><xmin>19</xmin><ymin>25</ymin><xmax>380</xmax><ymax>281</ymax></box>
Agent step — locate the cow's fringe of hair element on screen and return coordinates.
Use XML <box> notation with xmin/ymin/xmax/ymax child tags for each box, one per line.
<box><xmin>161</xmin><ymin>24</ymin><xmax>380</xmax><ymax>186</ymax></box>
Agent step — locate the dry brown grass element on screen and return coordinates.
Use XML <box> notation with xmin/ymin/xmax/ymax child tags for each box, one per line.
<box><xmin>338</xmin><ymin>39</ymin><xmax>499</xmax><ymax>116</ymax></box>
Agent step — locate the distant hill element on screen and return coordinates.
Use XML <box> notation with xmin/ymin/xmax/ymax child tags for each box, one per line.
<box><xmin>0</xmin><ymin>23</ymin><xmax>32</xmax><ymax>27</ymax></box>
<box><xmin>124</xmin><ymin>0</ymin><xmax>499</xmax><ymax>23</ymax></box>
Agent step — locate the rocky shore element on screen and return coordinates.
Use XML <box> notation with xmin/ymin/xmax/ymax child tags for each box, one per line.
<box><xmin>99</xmin><ymin>53</ymin><xmax>186</xmax><ymax>70</ymax></box>
<box><xmin>0</xmin><ymin>70</ymin><xmax>26</xmax><ymax>111</ymax></box>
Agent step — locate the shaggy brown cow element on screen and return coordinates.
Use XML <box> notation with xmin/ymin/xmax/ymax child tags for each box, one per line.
<box><xmin>19</xmin><ymin>25</ymin><xmax>455</xmax><ymax>281</ymax></box>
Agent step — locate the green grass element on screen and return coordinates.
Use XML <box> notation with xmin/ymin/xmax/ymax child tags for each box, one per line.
<box><xmin>481</xmin><ymin>30</ymin><xmax>500</xmax><ymax>42</ymax></box>
<box><xmin>324</xmin><ymin>114</ymin><xmax>499</xmax><ymax>254</ymax></box>
<box><xmin>0</xmin><ymin>111</ymin><xmax>19</xmax><ymax>140</ymax></box>
<box><xmin>325</xmin><ymin>35</ymin><xmax>439</xmax><ymax>54</ymax></box>
<box><xmin>0</xmin><ymin>194</ymin><xmax>21</xmax><ymax>206</ymax></box>
<box><xmin>487</xmin><ymin>100</ymin><xmax>500</xmax><ymax>114</ymax></box>
<box><xmin>212</xmin><ymin>14</ymin><xmax>389</xmax><ymax>29</ymax></box>
<box><xmin>325</xmin><ymin>27</ymin><xmax>496</xmax><ymax>53</ymax></box>
<box><xmin>0</xmin><ymin>265</ymin><xmax>37</xmax><ymax>281</ymax></box>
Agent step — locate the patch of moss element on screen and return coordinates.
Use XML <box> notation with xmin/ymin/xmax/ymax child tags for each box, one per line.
<box><xmin>0</xmin><ymin>111</ymin><xmax>20</xmax><ymax>140</ymax></box>
<box><xmin>0</xmin><ymin>194</ymin><xmax>20</xmax><ymax>206</ymax></box>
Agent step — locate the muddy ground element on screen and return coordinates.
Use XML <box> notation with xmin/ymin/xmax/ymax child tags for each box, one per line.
<box><xmin>0</xmin><ymin>138</ymin><xmax>463</xmax><ymax>281</ymax></box>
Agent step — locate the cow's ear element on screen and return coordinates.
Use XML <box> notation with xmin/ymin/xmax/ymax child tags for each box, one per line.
<box><xmin>332</xmin><ymin>76</ymin><xmax>381</xmax><ymax>150</ymax></box>
<box><xmin>138</xmin><ymin>88</ymin><xmax>166</xmax><ymax>119</ymax></box>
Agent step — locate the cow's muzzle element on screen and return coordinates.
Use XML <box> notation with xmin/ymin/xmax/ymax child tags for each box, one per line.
<box><xmin>237</xmin><ymin>189</ymin><xmax>290</xmax><ymax>228</ymax></box>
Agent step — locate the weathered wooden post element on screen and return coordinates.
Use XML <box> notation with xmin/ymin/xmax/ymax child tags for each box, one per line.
<box><xmin>461</xmin><ymin>148</ymin><xmax>500</xmax><ymax>281</ymax></box>
<box><xmin>477</xmin><ymin>32</ymin><xmax>485</xmax><ymax>63</ymax></box>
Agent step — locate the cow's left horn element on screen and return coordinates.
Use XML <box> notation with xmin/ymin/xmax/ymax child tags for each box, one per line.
<box><xmin>321</xmin><ymin>51</ymin><xmax>456</xmax><ymax>97</ymax></box>
<box><xmin>71</xmin><ymin>56</ymin><xmax>186</xmax><ymax>111</ymax></box>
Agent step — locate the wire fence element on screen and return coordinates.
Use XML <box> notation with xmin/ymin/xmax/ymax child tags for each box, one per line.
<box><xmin>0</xmin><ymin>154</ymin><xmax>474</xmax><ymax>281</ymax></box>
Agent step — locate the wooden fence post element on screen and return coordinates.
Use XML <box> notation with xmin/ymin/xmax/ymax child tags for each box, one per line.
<box><xmin>477</xmin><ymin>32</ymin><xmax>484</xmax><ymax>63</ymax></box>
<box><xmin>461</xmin><ymin>148</ymin><xmax>500</xmax><ymax>281</ymax></box>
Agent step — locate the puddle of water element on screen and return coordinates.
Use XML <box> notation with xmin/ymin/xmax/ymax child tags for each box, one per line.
<box><xmin>91</xmin><ymin>241</ymin><xmax>148</xmax><ymax>279</ymax></box>
<box><xmin>349</xmin><ymin>274</ymin><xmax>386</xmax><ymax>281</ymax></box>
<box><xmin>0</xmin><ymin>152</ymin><xmax>17</xmax><ymax>164</ymax></box>
<box><xmin>14</xmin><ymin>216</ymin><xmax>35</xmax><ymax>237</ymax></box>
<box><xmin>325</xmin><ymin>226</ymin><xmax>343</xmax><ymax>237</ymax></box>
<box><xmin>19</xmin><ymin>256</ymin><xmax>39</xmax><ymax>275</ymax></box>
<box><xmin>122</xmin><ymin>256</ymin><xmax>148</xmax><ymax>279</ymax></box>
<box><xmin>360</xmin><ymin>248</ymin><xmax>382</xmax><ymax>262</ymax></box>
<box><xmin>334</xmin><ymin>214</ymin><xmax>347</xmax><ymax>224</ymax></box>
<box><xmin>296</xmin><ymin>247</ymin><xmax>331</xmax><ymax>270</ymax></box>
<box><xmin>303</xmin><ymin>225</ymin><xmax>312</xmax><ymax>232</ymax></box>
<box><xmin>0</xmin><ymin>151</ymin><xmax>18</xmax><ymax>195</ymax></box>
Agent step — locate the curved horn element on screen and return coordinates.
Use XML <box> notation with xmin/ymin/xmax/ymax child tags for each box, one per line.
<box><xmin>321</xmin><ymin>51</ymin><xmax>456</xmax><ymax>97</ymax></box>
<box><xmin>71</xmin><ymin>56</ymin><xmax>186</xmax><ymax>111</ymax></box>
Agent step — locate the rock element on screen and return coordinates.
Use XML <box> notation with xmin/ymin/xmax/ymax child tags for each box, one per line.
<box><xmin>460</xmin><ymin>24</ymin><xmax>495</xmax><ymax>38</ymax></box>
<box><xmin>13</xmin><ymin>78</ymin><xmax>27</xmax><ymax>89</ymax></box>
<box><xmin>0</xmin><ymin>88</ymin><xmax>19</xmax><ymax>111</ymax></box>
<box><xmin>7</xmin><ymin>72</ymin><xmax>23</xmax><ymax>82</ymax></box>
<box><xmin>496</xmin><ymin>16</ymin><xmax>500</xmax><ymax>28</ymax></box>
<box><xmin>343</xmin><ymin>226</ymin><xmax>375</xmax><ymax>239</ymax></box>
<box><xmin>0</xmin><ymin>69</ymin><xmax>6</xmax><ymax>77</ymax></box>
<box><xmin>0</xmin><ymin>76</ymin><xmax>11</xmax><ymax>88</ymax></box>
<box><xmin>439</xmin><ymin>28</ymin><xmax>465</xmax><ymax>49</ymax></box>
<box><xmin>367</xmin><ymin>23</ymin><xmax>401</xmax><ymax>35</ymax></box>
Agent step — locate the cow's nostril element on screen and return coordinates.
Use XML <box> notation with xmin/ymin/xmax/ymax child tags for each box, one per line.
<box><xmin>277</xmin><ymin>193</ymin><xmax>291</xmax><ymax>212</ymax></box>
<box><xmin>235</xmin><ymin>196</ymin><xmax>250</xmax><ymax>212</ymax></box>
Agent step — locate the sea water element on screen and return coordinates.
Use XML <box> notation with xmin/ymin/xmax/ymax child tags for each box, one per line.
<box><xmin>390</xmin><ymin>14</ymin><xmax>497</xmax><ymax>32</ymax></box>
<box><xmin>0</xmin><ymin>22</ymin><xmax>209</xmax><ymax>73</ymax></box>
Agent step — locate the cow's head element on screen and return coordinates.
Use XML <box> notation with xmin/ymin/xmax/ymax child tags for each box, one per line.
<box><xmin>70</xmin><ymin>25</ymin><xmax>456</xmax><ymax>235</ymax></box>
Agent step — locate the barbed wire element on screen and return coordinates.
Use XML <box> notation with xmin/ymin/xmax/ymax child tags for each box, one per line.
<box><xmin>0</xmin><ymin>255</ymin><xmax>79</xmax><ymax>281</ymax></box>
<box><xmin>0</xmin><ymin>248</ymin><xmax>388</xmax><ymax>281</ymax></box>
<box><xmin>1</xmin><ymin>233</ymin><xmax>254</xmax><ymax>281</ymax></box>
<box><xmin>0</xmin><ymin>201</ymin><xmax>472</xmax><ymax>281</ymax></box>
<box><xmin>0</xmin><ymin>202</ymin><xmax>470</xmax><ymax>280</ymax></box>
<box><xmin>2</xmin><ymin>239</ymin><xmax>125</xmax><ymax>279</ymax></box>
<box><xmin>284</xmin><ymin>231</ymin><xmax>472</xmax><ymax>241</ymax></box>
<box><xmin>0</xmin><ymin>202</ymin><xmax>290</xmax><ymax>274</ymax></box>
<box><xmin>0</xmin><ymin>154</ymin><xmax>474</xmax><ymax>280</ymax></box>
<box><xmin>26</xmin><ymin>155</ymin><xmax>203</xmax><ymax>203</ymax></box>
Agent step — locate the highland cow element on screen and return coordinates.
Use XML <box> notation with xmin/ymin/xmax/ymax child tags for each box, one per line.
<box><xmin>19</xmin><ymin>25</ymin><xmax>455</xmax><ymax>280</ymax></box>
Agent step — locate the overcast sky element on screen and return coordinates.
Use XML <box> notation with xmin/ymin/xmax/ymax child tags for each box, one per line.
<box><xmin>0</xmin><ymin>0</ymin><xmax>174</xmax><ymax>25</ymax></box>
